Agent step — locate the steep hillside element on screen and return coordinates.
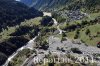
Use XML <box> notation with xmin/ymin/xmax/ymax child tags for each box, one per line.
<box><xmin>0</xmin><ymin>36</ymin><xmax>29</xmax><ymax>65</ymax></box>
<box><xmin>0</xmin><ymin>0</ymin><xmax>43</xmax><ymax>32</ymax></box>
<box><xmin>0</xmin><ymin>0</ymin><xmax>43</xmax><ymax>65</ymax></box>
<box><xmin>0</xmin><ymin>16</ymin><xmax>43</xmax><ymax>65</ymax></box>
<box><xmin>20</xmin><ymin>0</ymin><xmax>70</xmax><ymax>10</ymax></box>
<box><xmin>1</xmin><ymin>0</ymin><xmax>100</xmax><ymax>66</ymax></box>
<box><xmin>20</xmin><ymin>0</ymin><xmax>36</xmax><ymax>7</ymax></box>
<box><xmin>19</xmin><ymin>0</ymin><xmax>100</xmax><ymax>12</ymax></box>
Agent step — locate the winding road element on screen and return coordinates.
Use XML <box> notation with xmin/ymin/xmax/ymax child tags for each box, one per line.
<box><xmin>20</xmin><ymin>12</ymin><xmax>63</xmax><ymax>66</ymax></box>
<box><xmin>43</xmin><ymin>12</ymin><xmax>63</xmax><ymax>34</ymax></box>
<box><xmin>2</xmin><ymin>36</ymin><xmax>37</xmax><ymax>66</ymax></box>
<box><xmin>2</xmin><ymin>12</ymin><xmax>61</xmax><ymax>66</ymax></box>
<box><xmin>3</xmin><ymin>12</ymin><xmax>100</xmax><ymax>66</ymax></box>
<box><xmin>21</xmin><ymin>12</ymin><xmax>100</xmax><ymax>66</ymax></box>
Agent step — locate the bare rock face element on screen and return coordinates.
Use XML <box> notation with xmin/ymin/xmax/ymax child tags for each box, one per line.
<box><xmin>72</xmin><ymin>39</ymin><xmax>82</xmax><ymax>45</ymax></box>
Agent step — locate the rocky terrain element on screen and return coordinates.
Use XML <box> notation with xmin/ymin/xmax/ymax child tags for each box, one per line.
<box><xmin>5</xmin><ymin>12</ymin><xmax>100</xmax><ymax>66</ymax></box>
<box><xmin>0</xmin><ymin>0</ymin><xmax>100</xmax><ymax>66</ymax></box>
<box><xmin>23</xmin><ymin>36</ymin><xmax>100</xmax><ymax>66</ymax></box>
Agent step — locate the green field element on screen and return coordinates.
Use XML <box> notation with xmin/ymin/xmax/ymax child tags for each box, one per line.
<box><xmin>0</xmin><ymin>17</ymin><xmax>42</xmax><ymax>41</ymax></box>
<box><xmin>66</xmin><ymin>24</ymin><xmax>100</xmax><ymax>46</ymax></box>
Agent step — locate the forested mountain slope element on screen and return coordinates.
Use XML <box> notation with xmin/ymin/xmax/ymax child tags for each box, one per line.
<box><xmin>20</xmin><ymin>0</ymin><xmax>100</xmax><ymax>12</ymax></box>
<box><xmin>0</xmin><ymin>0</ymin><xmax>43</xmax><ymax>32</ymax></box>
<box><xmin>20</xmin><ymin>0</ymin><xmax>70</xmax><ymax>10</ymax></box>
<box><xmin>0</xmin><ymin>0</ymin><xmax>43</xmax><ymax>65</ymax></box>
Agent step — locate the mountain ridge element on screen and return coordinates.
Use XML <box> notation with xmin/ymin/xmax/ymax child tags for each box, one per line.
<box><xmin>19</xmin><ymin>0</ymin><xmax>100</xmax><ymax>12</ymax></box>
